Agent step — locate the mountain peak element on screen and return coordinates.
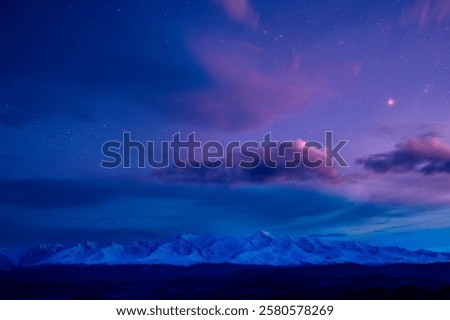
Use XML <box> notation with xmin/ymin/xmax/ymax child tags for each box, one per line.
<box><xmin>252</xmin><ymin>230</ymin><xmax>272</xmax><ymax>239</ymax></box>
<box><xmin>248</xmin><ymin>230</ymin><xmax>274</xmax><ymax>250</ymax></box>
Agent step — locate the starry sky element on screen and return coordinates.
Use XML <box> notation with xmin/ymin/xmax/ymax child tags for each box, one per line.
<box><xmin>1</xmin><ymin>0</ymin><xmax>450</xmax><ymax>251</ymax></box>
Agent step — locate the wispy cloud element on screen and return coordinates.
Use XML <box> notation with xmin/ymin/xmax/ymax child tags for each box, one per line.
<box><xmin>177</xmin><ymin>37</ymin><xmax>348</xmax><ymax>131</ymax></box>
<box><xmin>216</xmin><ymin>0</ymin><xmax>259</xmax><ymax>29</ymax></box>
<box><xmin>401</xmin><ymin>0</ymin><xmax>450</xmax><ymax>29</ymax></box>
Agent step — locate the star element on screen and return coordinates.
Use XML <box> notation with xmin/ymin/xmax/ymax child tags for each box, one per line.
<box><xmin>387</xmin><ymin>98</ymin><xmax>396</xmax><ymax>107</ymax></box>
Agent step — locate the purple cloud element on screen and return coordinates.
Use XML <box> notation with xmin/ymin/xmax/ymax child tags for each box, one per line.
<box><xmin>356</xmin><ymin>135</ymin><xmax>450</xmax><ymax>175</ymax></box>
<box><xmin>216</xmin><ymin>0</ymin><xmax>259</xmax><ymax>29</ymax></box>
<box><xmin>401</xmin><ymin>0</ymin><xmax>450</xmax><ymax>29</ymax></box>
<box><xmin>175</xmin><ymin>37</ymin><xmax>356</xmax><ymax>131</ymax></box>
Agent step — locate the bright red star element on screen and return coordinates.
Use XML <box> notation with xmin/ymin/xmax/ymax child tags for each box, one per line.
<box><xmin>387</xmin><ymin>98</ymin><xmax>396</xmax><ymax>107</ymax></box>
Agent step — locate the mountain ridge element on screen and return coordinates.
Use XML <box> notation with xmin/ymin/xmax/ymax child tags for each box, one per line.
<box><xmin>1</xmin><ymin>231</ymin><xmax>449</xmax><ymax>267</ymax></box>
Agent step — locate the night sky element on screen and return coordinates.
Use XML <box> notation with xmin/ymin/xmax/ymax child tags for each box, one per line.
<box><xmin>1</xmin><ymin>0</ymin><xmax>450</xmax><ymax>251</ymax></box>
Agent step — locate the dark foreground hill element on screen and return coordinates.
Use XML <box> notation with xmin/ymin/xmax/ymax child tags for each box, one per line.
<box><xmin>1</xmin><ymin>262</ymin><xmax>450</xmax><ymax>299</ymax></box>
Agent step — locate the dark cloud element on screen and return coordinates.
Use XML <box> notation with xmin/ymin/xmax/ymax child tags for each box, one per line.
<box><xmin>0</xmin><ymin>179</ymin><xmax>121</xmax><ymax>209</ymax></box>
<box><xmin>0</xmin><ymin>176</ymin><xmax>418</xmax><ymax>249</ymax></box>
<box><xmin>356</xmin><ymin>135</ymin><xmax>450</xmax><ymax>175</ymax></box>
<box><xmin>192</xmin><ymin>186</ymin><xmax>351</xmax><ymax>221</ymax></box>
<box><xmin>154</xmin><ymin>140</ymin><xmax>344</xmax><ymax>185</ymax></box>
<box><xmin>0</xmin><ymin>178</ymin><xmax>205</xmax><ymax>209</ymax></box>
<box><xmin>0</xmin><ymin>176</ymin><xmax>349</xmax><ymax>221</ymax></box>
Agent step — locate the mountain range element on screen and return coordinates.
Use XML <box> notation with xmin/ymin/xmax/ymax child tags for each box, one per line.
<box><xmin>1</xmin><ymin>231</ymin><xmax>449</xmax><ymax>267</ymax></box>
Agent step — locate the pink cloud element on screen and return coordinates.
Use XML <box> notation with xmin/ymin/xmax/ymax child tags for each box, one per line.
<box><xmin>333</xmin><ymin>135</ymin><xmax>450</xmax><ymax>205</ymax></box>
<box><xmin>216</xmin><ymin>0</ymin><xmax>259</xmax><ymax>29</ymax></box>
<box><xmin>401</xmin><ymin>0</ymin><xmax>450</xmax><ymax>29</ymax></box>
<box><xmin>335</xmin><ymin>171</ymin><xmax>450</xmax><ymax>205</ymax></box>
<box><xmin>356</xmin><ymin>135</ymin><xmax>450</xmax><ymax>175</ymax></box>
<box><xmin>175</xmin><ymin>37</ymin><xmax>352</xmax><ymax>131</ymax></box>
<box><xmin>405</xmin><ymin>136</ymin><xmax>450</xmax><ymax>160</ymax></box>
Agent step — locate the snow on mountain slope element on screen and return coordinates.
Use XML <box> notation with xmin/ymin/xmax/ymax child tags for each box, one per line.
<box><xmin>18</xmin><ymin>243</ymin><xmax>66</xmax><ymax>266</ymax></box>
<box><xmin>3</xmin><ymin>231</ymin><xmax>450</xmax><ymax>267</ymax></box>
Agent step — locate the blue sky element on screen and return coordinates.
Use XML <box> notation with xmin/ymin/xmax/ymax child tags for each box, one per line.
<box><xmin>1</xmin><ymin>0</ymin><xmax>450</xmax><ymax>250</ymax></box>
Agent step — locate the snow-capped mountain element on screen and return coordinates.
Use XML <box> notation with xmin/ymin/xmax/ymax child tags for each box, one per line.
<box><xmin>1</xmin><ymin>231</ymin><xmax>450</xmax><ymax>267</ymax></box>
<box><xmin>18</xmin><ymin>243</ymin><xmax>66</xmax><ymax>266</ymax></box>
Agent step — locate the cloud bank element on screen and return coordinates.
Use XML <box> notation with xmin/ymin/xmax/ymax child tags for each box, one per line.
<box><xmin>357</xmin><ymin>135</ymin><xmax>450</xmax><ymax>175</ymax></box>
